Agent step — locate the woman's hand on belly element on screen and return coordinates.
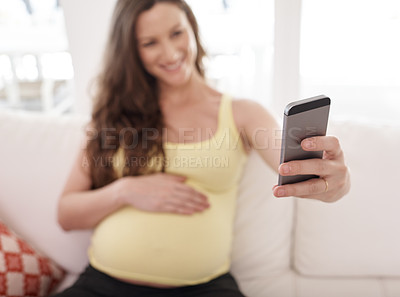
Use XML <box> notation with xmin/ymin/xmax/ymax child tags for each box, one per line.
<box><xmin>115</xmin><ymin>173</ymin><xmax>210</xmax><ymax>215</ymax></box>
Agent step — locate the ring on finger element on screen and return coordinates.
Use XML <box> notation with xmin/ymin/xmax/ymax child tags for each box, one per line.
<box><xmin>322</xmin><ymin>177</ymin><xmax>329</xmax><ymax>193</ymax></box>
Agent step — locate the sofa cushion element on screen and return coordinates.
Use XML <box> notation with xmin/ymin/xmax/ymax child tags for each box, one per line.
<box><xmin>294</xmin><ymin>120</ymin><xmax>400</xmax><ymax>277</ymax></box>
<box><xmin>0</xmin><ymin>110</ymin><xmax>92</xmax><ymax>274</ymax></box>
<box><xmin>295</xmin><ymin>275</ymin><xmax>386</xmax><ymax>297</ymax></box>
<box><xmin>231</xmin><ymin>151</ymin><xmax>294</xmax><ymax>280</ymax></box>
<box><xmin>0</xmin><ymin>221</ymin><xmax>65</xmax><ymax>296</ymax></box>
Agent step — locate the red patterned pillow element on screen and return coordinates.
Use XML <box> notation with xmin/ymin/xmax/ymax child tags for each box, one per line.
<box><xmin>0</xmin><ymin>221</ymin><xmax>65</xmax><ymax>296</ymax></box>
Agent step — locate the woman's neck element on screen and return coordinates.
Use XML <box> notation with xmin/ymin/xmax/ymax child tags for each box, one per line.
<box><xmin>158</xmin><ymin>71</ymin><xmax>209</xmax><ymax>105</ymax></box>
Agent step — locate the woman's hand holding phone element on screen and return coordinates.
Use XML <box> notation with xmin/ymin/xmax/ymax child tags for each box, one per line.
<box><xmin>274</xmin><ymin>95</ymin><xmax>350</xmax><ymax>202</ymax></box>
<box><xmin>273</xmin><ymin>135</ymin><xmax>350</xmax><ymax>202</ymax></box>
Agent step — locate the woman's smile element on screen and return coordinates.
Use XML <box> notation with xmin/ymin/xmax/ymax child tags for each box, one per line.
<box><xmin>136</xmin><ymin>3</ymin><xmax>198</xmax><ymax>88</ymax></box>
<box><xmin>161</xmin><ymin>57</ymin><xmax>185</xmax><ymax>72</ymax></box>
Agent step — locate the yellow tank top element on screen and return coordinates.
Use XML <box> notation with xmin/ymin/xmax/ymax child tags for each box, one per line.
<box><xmin>88</xmin><ymin>94</ymin><xmax>247</xmax><ymax>286</ymax></box>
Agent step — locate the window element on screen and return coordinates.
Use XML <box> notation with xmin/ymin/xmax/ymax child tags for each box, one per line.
<box><xmin>0</xmin><ymin>0</ymin><xmax>73</xmax><ymax>114</ymax></box>
<box><xmin>187</xmin><ymin>0</ymin><xmax>274</xmax><ymax>106</ymax></box>
<box><xmin>300</xmin><ymin>0</ymin><xmax>400</xmax><ymax>122</ymax></box>
<box><xmin>3</xmin><ymin>0</ymin><xmax>398</xmax><ymax>122</ymax></box>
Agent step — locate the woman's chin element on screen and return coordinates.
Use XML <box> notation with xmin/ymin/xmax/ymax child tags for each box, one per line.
<box><xmin>159</xmin><ymin>74</ymin><xmax>192</xmax><ymax>89</ymax></box>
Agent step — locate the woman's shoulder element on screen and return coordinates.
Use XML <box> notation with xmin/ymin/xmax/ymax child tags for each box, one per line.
<box><xmin>231</xmin><ymin>98</ymin><xmax>276</xmax><ymax>129</ymax></box>
<box><xmin>231</xmin><ymin>98</ymin><xmax>262</xmax><ymax>110</ymax></box>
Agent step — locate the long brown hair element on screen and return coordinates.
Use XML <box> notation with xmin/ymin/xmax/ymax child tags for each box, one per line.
<box><xmin>86</xmin><ymin>0</ymin><xmax>206</xmax><ymax>189</ymax></box>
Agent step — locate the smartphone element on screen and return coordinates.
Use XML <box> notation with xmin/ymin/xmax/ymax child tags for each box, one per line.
<box><xmin>278</xmin><ymin>95</ymin><xmax>331</xmax><ymax>185</ymax></box>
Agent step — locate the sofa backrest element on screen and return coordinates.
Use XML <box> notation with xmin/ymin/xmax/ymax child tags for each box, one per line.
<box><xmin>293</xmin><ymin>119</ymin><xmax>400</xmax><ymax>277</ymax></box>
<box><xmin>0</xmin><ymin>110</ymin><xmax>91</xmax><ymax>273</ymax></box>
<box><xmin>0</xmin><ymin>110</ymin><xmax>295</xmax><ymax>279</ymax></box>
<box><xmin>2</xmin><ymin>110</ymin><xmax>400</xmax><ymax>281</ymax></box>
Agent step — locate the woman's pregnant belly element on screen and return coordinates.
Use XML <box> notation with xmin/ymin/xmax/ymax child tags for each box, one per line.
<box><xmin>88</xmin><ymin>190</ymin><xmax>236</xmax><ymax>286</ymax></box>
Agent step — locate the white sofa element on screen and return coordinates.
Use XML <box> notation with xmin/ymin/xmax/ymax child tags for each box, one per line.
<box><xmin>1</xmin><ymin>109</ymin><xmax>400</xmax><ymax>297</ymax></box>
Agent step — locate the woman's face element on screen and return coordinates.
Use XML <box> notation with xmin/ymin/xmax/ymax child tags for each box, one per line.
<box><xmin>136</xmin><ymin>3</ymin><xmax>198</xmax><ymax>88</ymax></box>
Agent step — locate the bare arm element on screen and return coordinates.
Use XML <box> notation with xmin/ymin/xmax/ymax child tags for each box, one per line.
<box><xmin>57</xmin><ymin>147</ymin><xmax>125</xmax><ymax>231</ymax></box>
<box><xmin>232</xmin><ymin>99</ymin><xmax>350</xmax><ymax>202</ymax></box>
<box><xmin>58</xmin><ymin>146</ymin><xmax>210</xmax><ymax>231</ymax></box>
<box><xmin>232</xmin><ymin>99</ymin><xmax>281</xmax><ymax>171</ymax></box>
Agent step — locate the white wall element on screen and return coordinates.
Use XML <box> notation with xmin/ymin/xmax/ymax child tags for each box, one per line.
<box><xmin>60</xmin><ymin>0</ymin><xmax>116</xmax><ymax>114</ymax></box>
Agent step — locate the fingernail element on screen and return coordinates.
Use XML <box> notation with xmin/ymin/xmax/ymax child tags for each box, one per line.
<box><xmin>277</xmin><ymin>189</ymin><xmax>285</xmax><ymax>197</ymax></box>
<box><xmin>304</xmin><ymin>139</ymin><xmax>315</xmax><ymax>149</ymax></box>
<box><xmin>281</xmin><ymin>164</ymin><xmax>290</xmax><ymax>174</ymax></box>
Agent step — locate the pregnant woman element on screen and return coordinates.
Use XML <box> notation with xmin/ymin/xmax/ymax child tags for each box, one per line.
<box><xmin>54</xmin><ymin>0</ymin><xmax>350</xmax><ymax>296</ymax></box>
